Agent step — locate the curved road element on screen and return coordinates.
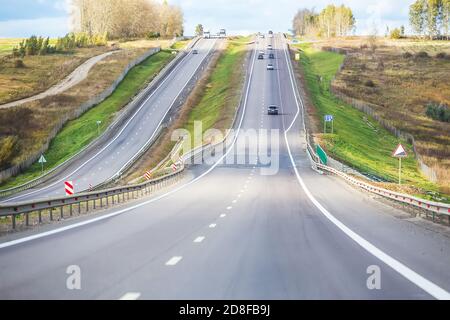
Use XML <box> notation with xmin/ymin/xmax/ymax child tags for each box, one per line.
<box><xmin>0</xmin><ymin>35</ymin><xmax>449</xmax><ymax>299</ymax></box>
<box><xmin>2</xmin><ymin>39</ymin><xmax>217</xmax><ymax>203</ymax></box>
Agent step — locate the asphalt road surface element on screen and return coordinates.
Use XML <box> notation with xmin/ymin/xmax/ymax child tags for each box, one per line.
<box><xmin>1</xmin><ymin>38</ymin><xmax>217</xmax><ymax>203</ymax></box>
<box><xmin>0</xmin><ymin>35</ymin><xmax>449</xmax><ymax>299</ymax></box>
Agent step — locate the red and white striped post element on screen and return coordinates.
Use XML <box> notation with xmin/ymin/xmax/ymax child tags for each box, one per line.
<box><xmin>65</xmin><ymin>181</ymin><xmax>74</xmax><ymax>196</ymax></box>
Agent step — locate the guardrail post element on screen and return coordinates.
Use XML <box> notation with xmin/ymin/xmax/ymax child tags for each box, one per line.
<box><xmin>78</xmin><ymin>203</ymin><xmax>81</xmax><ymax>214</ymax></box>
<box><xmin>12</xmin><ymin>215</ymin><xmax>16</xmax><ymax>229</ymax></box>
<box><xmin>60</xmin><ymin>206</ymin><xmax>63</xmax><ymax>219</ymax></box>
<box><xmin>38</xmin><ymin>210</ymin><xmax>42</xmax><ymax>223</ymax></box>
<box><xmin>50</xmin><ymin>208</ymin><xmax>53</xmax><ymax>221</ymax></box>
<box><xmin>106</xmin><ymin>195</ymin><xmax>109</xmax><ymax>207</ymax></box>
<box><xmin>86</xmin><ymin>200</ymin><xmax>89</xmax><ymax>212</ymax></box>
<box><xmin>25</xmin><ymin>213</ymin><xmax>29</xmax><ymax>227</ymax></box>
<box><xmin>70</xmin><ymin>204</ymin><xmax>73</xmax><ymax>216</ymax></box>
<box><xmin>100</xmin><ymin>198</ymin><xmax>103</xmax><ymax>208</ymax></box>
<box><xmin>93</xmin><ymin>198</ymin><xmax>96</xmax><ymax>209</ymax></box>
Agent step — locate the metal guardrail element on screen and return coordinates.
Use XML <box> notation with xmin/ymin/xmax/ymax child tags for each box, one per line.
<box><xmin>316</xmin><ymin>163</ymin><xmax>450</xmax><ymax>217</ymax></box>
<box><xmin>284</xmin><ymin>41</ymin><xmax>450</xmax><ymax>220</ymax></box>
<box><xmin>0</xmin><ymin>166</ymin><xmax>185</xmax><ymax>230</ymax></box>
<box><xmin>0</xmin><ymin>38</ymin><xmax>201</xmax><ymax>199</ymax></box>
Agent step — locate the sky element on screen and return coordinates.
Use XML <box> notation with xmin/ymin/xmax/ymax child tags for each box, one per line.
<box><xmin>0</xmin><ymin>0</ymin><xmax>412</xmax><ymax>38</ymax></box>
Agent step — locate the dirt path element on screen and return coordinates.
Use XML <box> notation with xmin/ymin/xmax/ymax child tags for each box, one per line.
<box><xmin>0</xmin><ymin>50</ymin><xmax>119</xmax><ymax>109</ymax></box>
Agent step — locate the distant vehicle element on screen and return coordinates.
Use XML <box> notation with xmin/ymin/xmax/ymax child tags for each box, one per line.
<box><xmin>267</xmin><ymin>44</ymin><xmax>273</xmax><ymax>50</ymax></box>
<box><xmin>259</xmin><ymin>50</ymin><xmax>265</xmax><ymax>55</ymax></box>
<box><xmin>259</xmin><ymin>34</ymin><xmax>265</xmax><ymax>39</ymax></box>
<box><xmin>219</xmin><ymin>29</ymin><xmax>226</xmax><ymax>38</ymax></box>
<box><xmin>203</xmin><ymin>30</ymin><xmax>211</xmax><ymax>38</ymax></box>
<box><xmin>192</xmin><ymin>49</ymin><xmax>198</xmax><ymax>54</ymax></box>
<box><xmin>258</xmin><ymin>54</ymin><xmax>264</xmax><ymax>60</ymax></box>
<box><xmin>268</xmin><ymin>105</ymin><xmax>279</xmax><ymax>115</ymax></box>
<box><xmin>267</xmin><ymin>63</ymin><xmax>274</xmax><ymax>70</ymax></box>
<box><xmin>268</xmin><ymin>30</ymin><xmax>274</xmax><ymax>38</ymax></box>
<box><xmin>268</xmin><ymin>30</ymin><xmax>273</xmax><ymax>35</ymax></box>
<box><xmin>269</xmin><ymin>53</ymin><xmax>275</xmax><ymax>59</ymax></box>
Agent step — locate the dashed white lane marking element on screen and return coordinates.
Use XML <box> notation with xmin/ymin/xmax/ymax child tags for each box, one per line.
<box><xmin>220</xmin><ymin>214</ymin><xmax>227</xmax><ymax>218</ymax></box>
<box><xmin>209</xmin><ymin>224</ymin><xmax>217</xmax><ymax>228</ymax></box>
<box><xmin>237</xmin><ymin>194</ymin><xmax>242</xmax><ymax>198</ymax></box>
<box><xmin>226</xmin><ymin>206</ymin><xmax>232</xmax><ymax>210</ymax></box>
<box><xmin>232</xmin><ymin>200</ymin><xmax>237</xmax><ymax>203</ymax></box>
<box><xmin>194</xmin><ymin>236</ymin><xmax>205</xmax><ymax>243</ymax></box>
<box><xmin>119</xmin><ymin>292</ymin><xmax>141</xmax><ymax>300</ymax></box>
<box><xmin>165</xmin><ymin>256</ymin><xmax>183</xmax><ymax>266</ymax></box>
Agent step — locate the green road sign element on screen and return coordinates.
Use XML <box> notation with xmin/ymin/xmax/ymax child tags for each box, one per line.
<box><xmin>316</xmin><ymin>145</ymin><xmax>328</xmax><ymax>165</ymax></box>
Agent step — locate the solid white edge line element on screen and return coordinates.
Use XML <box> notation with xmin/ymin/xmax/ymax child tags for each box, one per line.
<box><xmin>4</xmin><ymin>40</ymin><xmax>214</xmax><ymax>203</ymax></box>
<box><xmin>119</xmin><ymin>292</ymin><xmax>141</xmax><ymax>300</ymax></box>
<box><xmin>0</xmin><ymin>39</ymin><xmax>258</xmax><ymax>250</ymax></box>
<box><xmin>278</xmin><ymin>35</ymin><xmax>450</xmax><ymax>300</ymax></box>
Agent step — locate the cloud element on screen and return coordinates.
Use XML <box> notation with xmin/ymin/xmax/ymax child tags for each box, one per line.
<box><xmin>0</xmin><ymin>0</ymin><xmax>412</xmax><ymax>37</ymax></box>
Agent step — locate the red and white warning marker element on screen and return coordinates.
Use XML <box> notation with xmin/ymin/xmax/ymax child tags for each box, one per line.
<box><xmin>392</xmin><ymin>144</ymin><xmax>407</xmax><ymax>158</ymax></box>
<box><xmin>144</xmin><ymin>171</ymin><xmax>152</xmax><ymax>180</ymax></box>
<box><xmin>172</xmin><ymin>163</ymin><xmax>178</xmax><ymax>172</ymax></box>
<box><xmin>65</xmin><ymin>181</ymin><xmax>74</xmax><ymax>196</ymax></box>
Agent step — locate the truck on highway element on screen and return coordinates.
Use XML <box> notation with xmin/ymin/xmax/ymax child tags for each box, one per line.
<box><xmin>219</xmin><ymin>29</ymin><xmax>226</xmax><ymax>38</ymax></box>
<box><xmin>203</xmin><ymin>30</ymin><xmax>211</xmax><ymax>39</ymax></box>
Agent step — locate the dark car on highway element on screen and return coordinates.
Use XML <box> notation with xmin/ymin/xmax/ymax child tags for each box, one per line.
<box><xmin>268</xmin><ymin>105</ymin><xmax>279</xmax><ymax>115</ymax></box>
<box><xmin>269</xmin><ymin>53</ymin><xmax>275</xmax><ymax>59</ymax></box>
<box><xmin>258</xmin><ymin>54</ymin><xmax>264</xmax><ymax>60</ymax></box>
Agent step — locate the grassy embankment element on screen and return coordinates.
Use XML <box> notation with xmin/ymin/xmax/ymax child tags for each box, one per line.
<box><xmin>295</xmin><ymin>43</ymin><xmax>443</xmax><ymax>199</ymax></box>
<box><xmin>0</xmin><ymin>50</ymin><xmax>174</xmax><ymax>189</ymax></box>
<box><xmin>325</xmin><ymin>38</ymin><xmax>450</xmax><ymax>193</ymax></box>
<box><xmin>125</xmin><ymin>36</ymin><xmax>251</xmax><ymax>182</ymax></box>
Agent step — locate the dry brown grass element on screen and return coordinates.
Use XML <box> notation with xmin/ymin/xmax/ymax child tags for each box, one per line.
<box><xmin>0</xmin><ymin>46</ymin><xmax>113</xmax><ymax>105</ymax></box>
<box><xmin>319</xmin><ymin>38</ymin><xmax>450</xmax><ymax>192</ymax></box>
<box><xmin>0</xmin><ymin>46</ymin><xmax>157</xmax><ymax>171</ymax></box>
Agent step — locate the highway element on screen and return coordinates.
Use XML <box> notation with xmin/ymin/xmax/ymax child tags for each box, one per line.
<box><xmin>0</xmin><ymin>34</ymin><xmax>450</xmax><ymax>299</ymax></box>
<box><xmin>1</xmin><ymin>38</ymin><xmax>217</xmax><ymax>203</ymax></box>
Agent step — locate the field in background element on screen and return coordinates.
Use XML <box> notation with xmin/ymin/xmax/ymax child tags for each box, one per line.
<box><xmin>294</xmin><ymin>43</ymin><xmax>444</xmax><ymax>200</ymax></box>
<box><xmin>315</xmin><ymin>38</ymin><xmax>450</xmax><ymax>193</ymax></box>
<box><xmin>0</xmin><ymin>45</ymin><xmax>112</xmax><ymax>105</ymax></box>
<box><xmin>0</xmin><ymin>39</ymin><xmax>23</xmax><ymax>55</ymax></box>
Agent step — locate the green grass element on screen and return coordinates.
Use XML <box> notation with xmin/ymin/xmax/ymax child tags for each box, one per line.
<box><xmin>184</xmin><ymin>36</ymin><xmax>250</xmax><ymax>148</ymax></box>
<box><xmin>170</xmin><ymin>40</ymin><xmax>191</xmax><ymax>50</ymax></box>
<box><xmin>296</xmin><ymin>43</ymin><xmax>439</xmax><ymax>194</ymax></box>
<box><xmin>0</xmin><ymin>50</ymin><xmax>174</xmax><ymax>189</ymax></box>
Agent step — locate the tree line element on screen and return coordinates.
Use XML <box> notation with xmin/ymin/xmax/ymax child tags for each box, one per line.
<box><xmin>409</xmin><ymin>0</ymin><xmax>450</xmax><ymax>39</ymax></box>
<box><xmin>293</xmin><ymin>5</ymin><xmax>355</xmax><ymax>38</ymax></box>
<box><xmin>71</xmin><ymin>0</ymin><xmax>184</xmax><ymax>39</ymax></box>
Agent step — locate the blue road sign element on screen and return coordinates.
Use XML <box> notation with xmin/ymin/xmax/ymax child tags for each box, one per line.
<box><xmin>324</xmin><ymin>115</ymin><xmax>333</xmax><ymax>122</ymax></box>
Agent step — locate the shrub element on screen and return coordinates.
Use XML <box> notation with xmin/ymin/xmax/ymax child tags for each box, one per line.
<box><xmin>403</xmin><ymin>52</ymin><xmax>413</xmax><ymax>59</ymax></box>
<box><xmin>390</xmin><ymin>28</ymin><xmax>402</xmax><ymax>39</ymax></box>
<box><xmin>436</xmin><ymin>52</ymin><xmax>448</xmax><ymax>59</ymax></box>
<box><xmin>0</xmin><ymin>135</ymin><xmax>18</xmax><ymax>169</ymax></box>
<box><xmin>364</xmin><ymin>79</ymin><xmax>375</xmax><ymax>87</ymax></box>
<box><xmin>415</xmin><ymin>51</ymin><xmax>429</xmax><ymax>59</ymax></box>
<box><xmin>14</xmin><ymin>59</ymin><xmax>25</xmax><ymax>68</ymax></box>
<box><xmin>426</xmin><ymin>103</ymin><xmax>450</xmax><ymax>122</ymax></box>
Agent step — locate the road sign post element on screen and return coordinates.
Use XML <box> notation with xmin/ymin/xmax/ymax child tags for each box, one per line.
<box><xmin>392</xmin><ymin>144</ymin><xmax>407</xmax><ymax>185</ymax></box>
<box><xmin>96</xmin><ymin>120</ymin><xmax>102</xmax><ymax>136</ymax></box>
<box><xmin>324</xmin><ymin>115</ymin><xmax>334</xmax><ymax>134</ymax></box>
<box><xmin>38</xmin><ymin>154</ymin><xmax>47</xmax><ymax>173</ymax></box>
